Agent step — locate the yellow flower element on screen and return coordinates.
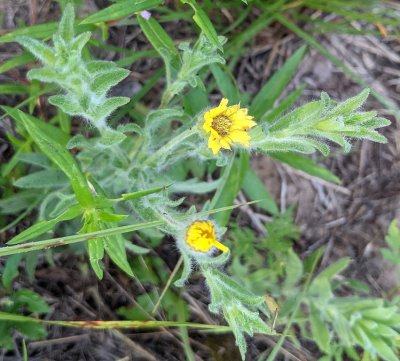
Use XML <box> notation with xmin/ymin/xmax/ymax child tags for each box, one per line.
<box><xmin>203</xmin><ymin>98</ymin><xmax>256</xmax><ymax>154</ymax></box>
<box><xmin>186</xmin><ymin>221</ymin><xmax>229</xmax><ymax>253</ymax></box>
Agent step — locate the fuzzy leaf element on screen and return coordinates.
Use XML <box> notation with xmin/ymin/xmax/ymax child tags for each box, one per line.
<box><xmin>91</xmin><ymin>68</ymin><xmax>130</xmax><ymax>96</ymax></box>
<box><xmin>48</xmin><ymin>95</ymin><xmax>83</xmax><ymax>116</ymax></box>
<box><xmin>27</xmin><ymin>68</ymin><xmax>58</xmax><ymax>83</ymax></box>
<box><xmin>86</xmin><ymin>60</ymin><xmax>117</xmax><ymax>75</ymax></box>
<box><xmin>16</xmin><ymin>36</ymin><xmax>56</xmax><ymax>67</ymax></box>
<box><xmin>93</xmin><ymin>97</ymin><xmax>130</xmax><ymax>120</ymax></box>
<box><xmin>70</xmin><ymin>32</ymin><xmax>91</xmax><ymax>54</ymax></box>
<box><xmin>14</xmin><ymin>169</ymin><xmax>69</xmax><ymax>189</ymax></box>
<box><xmin>58</xmin><ymin>3</ymin><xmax>75</xmax><ymax>42</ymax></box>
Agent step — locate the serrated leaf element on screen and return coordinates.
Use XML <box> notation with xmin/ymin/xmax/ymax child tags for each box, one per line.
<box><xmin>16</xmin><ymin>36</ymin><xmax>56</xmax><ymax>67</ymax></box>
<box><xmin>70</xmin><ymin>32</ymin><xmax>91</xmax><ymax>54</ymax></box>
<box><xmin>58</xmin><ymin>3</ymin><xmax>75</xmax><ymax>43</ymax></box>
<box><xmin>328</xmin><ymin>89</ymin><xmax>370</xmax><ymax>117</ymax></box>
<box><xmin>48</xmin><ymin>95</ymin><xmax>83</xmax><ymax>116</ymax></box>
<box><xmin>86</xmin><ymin>60</ymin><xmax>117</xmax><ymax>75</ymax></box>
<box><xmin>93</xmin><ymin>97</ymin><xmax>130</xmax><ymax>119</ymax></box>
<box><xmin>91</xmin><ymin>68</ymin><xmax>130</xmax><ymax>96</ymax></box>
<box><xmin>98</xmin><ymin>128</ymin><xmax>127</xmax><ymax>146</ymax></box>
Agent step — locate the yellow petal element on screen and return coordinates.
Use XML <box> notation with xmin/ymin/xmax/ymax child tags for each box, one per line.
<box><xmin>220</xmin><ymin>137</ymin><xmax>232</xmax><ymax>150</ymax></box>
<box><xmin>208</xmin><ymin>136</ymin><xmax>222</xmax><ymax>154</ymax></box>
<box><xmin>230</xmin><ymin>130</ymin><xmax>251</xmax><ymax>146</ymax></box>
<box><xmin>209</xmin><ymin>98</ymin><xmax>229</xmax><ymax>118</ymax></box>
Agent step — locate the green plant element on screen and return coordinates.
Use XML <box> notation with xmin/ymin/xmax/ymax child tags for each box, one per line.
<box><xmin>382</xmin><ymin>220</ymin><xmax>400</xmax><ymax>268</ymax></box>
<box><xmin>0</xmin><ymin>289</ymin><xmax>49</xmax><ymax>350</ymax></box>
<box><xmin>0</xmin><ymin>1</ymin><xmax>396</xmax><ymax>359</ymax></box>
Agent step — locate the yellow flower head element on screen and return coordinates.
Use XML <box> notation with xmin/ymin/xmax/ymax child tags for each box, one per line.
<box><xmin>185</xmin><ymin>221</ymin><xmax>229</xmax><ymax>253</ymax></box>
<box><xmin>203</xmin><ymin>98</ymin><xmax>256</xmax><ymax>154</ymax></box>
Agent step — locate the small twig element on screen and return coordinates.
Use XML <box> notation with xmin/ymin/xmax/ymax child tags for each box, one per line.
<box><xmin>28</xmin><ymin>334</ymin><xmax>90</xmax><ymax>348</ymax></box>
<box><xmin>152</xmin><ymin>256</ymin><xmax>183</xmax><ymax>315</ymax></box>
<box><xmin>111</xmin><ymin>329</ymin><xmax>159</xmax><ymax>361</ymax></box>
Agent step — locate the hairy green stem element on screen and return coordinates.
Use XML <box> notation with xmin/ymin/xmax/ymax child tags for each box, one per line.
<box><xmin>144</xmin><ymin>127</ymin><xmax>198</xmax><ymax>166</ymax></box>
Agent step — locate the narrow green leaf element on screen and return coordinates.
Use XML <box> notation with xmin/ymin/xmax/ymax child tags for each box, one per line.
<box><xmin>210</xmin><ymin>64</ymin><xmax>240</xmax><ymax>103</ymax></box>
<box><xmin>17</xmin><ymin>153</ymin><xmax>52</xmax><ymax>168</ymax></box>
<box><xmin>58</xmin><ymin>3</ymin><xmax>75</xmax><ymax>43</ymax></box>
<box><xmin>250</xmin><ymin>45</ymin><xmax>307</xmax><ymax>119</ymax></box>
<box><xmin>181</xmin><ymin>0</ymin><xmax>223</xmax><ymax>51</ymax></box>
<box><xmin>13</xmin><ymin>289</ymin><xmax>50</xmax><ymax>313</ymax></box>
<box><xmin>91</xmin><ymin>68</ymin><xmax>130</xmax><ymax>96</ymax></box>
<box><xmin>210</xmin><ymin>152</ymin><xmax>249</xmax><ymax>226</ymax></box>
<box><xmin>283</xmin><ymin>249</ymin><xmax>303</xmax><ymax>288</ymax></box>
<box><xmin>14</xmin><ymin>169</ymin><xmax>69</xmax><ymax>189</ymax></box>
<box><xmin>315</xmin><ymin>257</ymin><xmax>351</xmax><ymax>281</ymax></box>
<box><xmin>81</xmin><ymin>0</ymin><xmax>164</xmax><ymax>24</ymax></box>
<box><xmin>8</xmin><ymin>204</ymin><xmax>83</xmax><ymax>245</ymax></box>
<box><xmin>88</xmin><ymin>239</ymin><xmax>104</xmax><ymax>279</ymax></box>
<box><xmin>16</xmin><ymin>110</ymin><xmax>94</xmax><ymax>207</ymax></box>
<box><xmin>262</xmin><ymin>85</ymin><xmax>305</xmax><ymax>123</ymax></box>
<box><xmin>271</xmin><ymin>152</ymin><xmax>341</xmax><ymax>184</ymax></box>
<box><xmin>0</xmin><ymin>84</ymin><xmax>27</xmax><ymax>94</ymax></box>
<box><xmin>310</xmin><ymin>304</ymin><xmax>331</xmax><ymax>353</ymax></box>
<box><xmin>93</xmin><ymin>97</ymin><xmax>130</xmax><ymax>120</ymax></box>
<box><xmin>2</xmin><ymin>106</ymin><xmax>70</xmax><ymax>147</ymax></box>
<box><xmin>16</xmin><ymin>37</ymin><xmax>56</xmax><ymax>67</ymax></box>
<box><xmin>0</xmin><ymin>21</ymin><xmax>96</xmax><ymax>43</ymax></box>
<box><xmin>242</xmin><ymin>168</ymin><xmax>278</xmax><ymax>215</ymax></box>
<box><xmin>0</xmin><ymin>190</ymin><xmax>41</xmax><ymax>215</ymax></box>
<box><xmin>2</xmin><ymin>254</ymin><xmax>23</xmax><ymax>288</ymax></box>
<box><xmin>0</xmin><ymin>53</ymin><xmax>35</xmax><ymax>75</ymax></box>
<box><xmin>104</xmin><ymin>234</ymin><xmax>134</xmax><ymax>277</ymax></box>
<box><xmin>137</xmin><ymin>15</ymin><xmax>179</xmax><ymax>60</ymax></box>
<box><xmin>121</xmin><ymin>184</ymin><xmax>169</xmax><ymax>201</ymax></box>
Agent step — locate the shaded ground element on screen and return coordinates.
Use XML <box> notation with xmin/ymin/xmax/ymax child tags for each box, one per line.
<box><xmin>1</xmin><ymin>1</ymin><xmax>400</xmax><ymax>360</ymax></box>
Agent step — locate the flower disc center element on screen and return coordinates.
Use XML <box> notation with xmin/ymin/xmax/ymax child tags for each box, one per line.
<box><xmin>212</xmin><ymin>115</ymin><xmax>233</xmax><ymax>137</ymax></box>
